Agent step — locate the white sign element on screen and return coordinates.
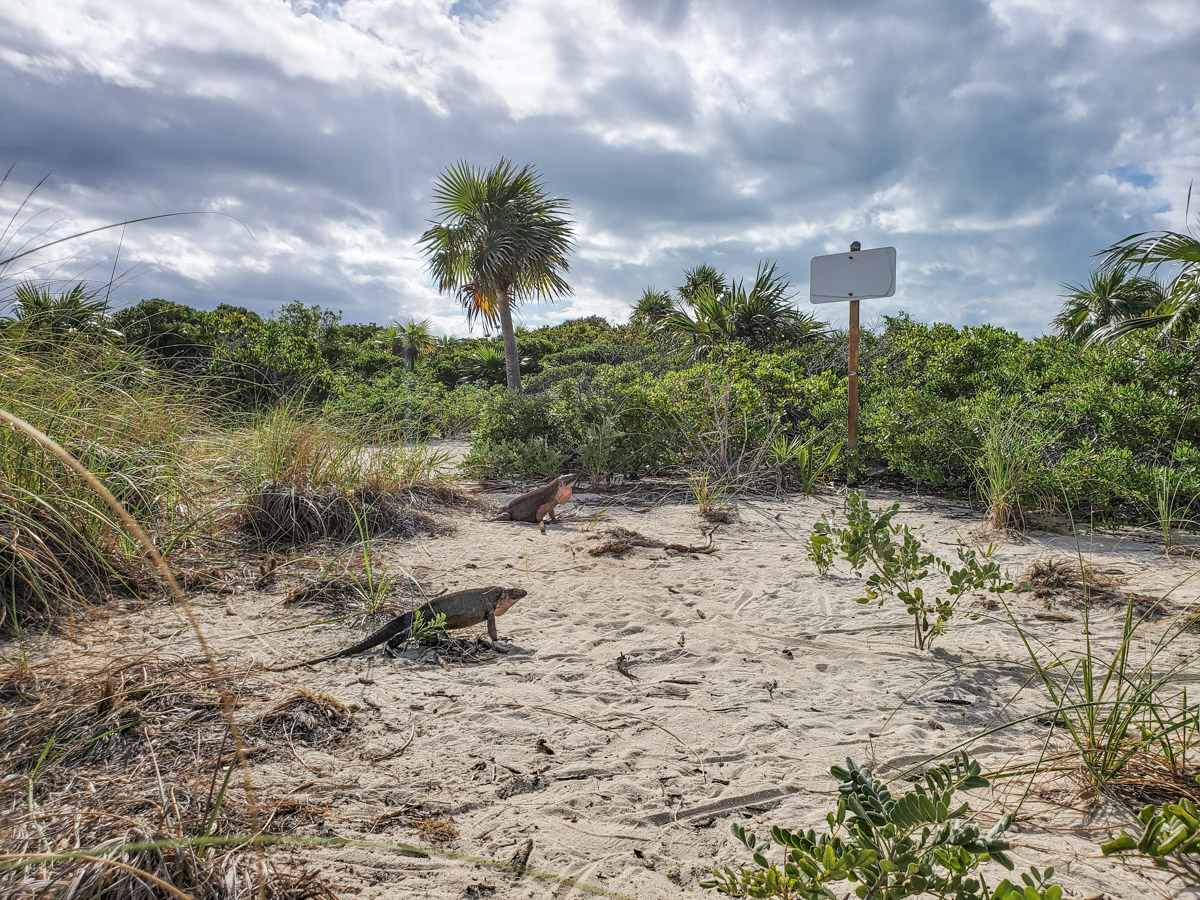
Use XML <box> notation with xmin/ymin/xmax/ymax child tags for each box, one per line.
<box><xmin>809</xmin><ymin>246</ymin><xmax>897</xmax><ymax>304</ymax></box>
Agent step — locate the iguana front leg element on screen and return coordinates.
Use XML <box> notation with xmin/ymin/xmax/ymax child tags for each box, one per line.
<box><xmin>536</xmin><ymin>501</ymin><xmax>557</xmax><ymax>533</ymax></box>
<box><xmin>486</xmin><ymin>612</ymin><xmax>499</xmax><ymax>640</ymax></box>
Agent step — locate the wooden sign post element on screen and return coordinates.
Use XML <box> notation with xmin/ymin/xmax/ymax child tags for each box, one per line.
<box><xmin>809</xmin><ymin>242</ymin><xmax>897</xmax><ymax>467</ymax></box>
<box><xmin>847</xmin><ymin>244</ymin><xmax>860</xmax><ymax>452</ymax></box>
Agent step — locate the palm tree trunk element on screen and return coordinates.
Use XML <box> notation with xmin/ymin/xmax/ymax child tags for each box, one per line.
<box><xmin>497</xmin><ymin>287</ymin><xmax>522</xmax><ymax>392</ymax></box>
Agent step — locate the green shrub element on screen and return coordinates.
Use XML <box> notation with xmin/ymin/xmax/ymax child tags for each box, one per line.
<box><xmin>702</xmin><ymin>753</ymin><xmax>1061</xmax><ymax>900</ymax></box>
<box><xmin>473</xmin><ymin>390</ymin><xmax>554</xmax><ymax>444</ymax></box>
<box><xmin>462</xmin><ymin>437</ymin><xmax>567</xmax><ymax>481</ymax></box>
<box><xmin>807</xmin><ymin>493</ymin><xmax>1013</xmax><ymax>650</ymax></box>
<box><xmin>1102</xmin><ymin>790</ymin><xmax>1200</xmax><ymax>882</ymax></box>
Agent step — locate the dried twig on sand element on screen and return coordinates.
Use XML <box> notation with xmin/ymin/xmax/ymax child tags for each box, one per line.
<box><xmin>587</xmin><ymin>526</ymin><xmax>718</xmax><ymax>558</ymax></box>
<box><xmin>1018</xmin><ymin>557</ymin><xmax>1162</xmax><ymax>616</ymax></box>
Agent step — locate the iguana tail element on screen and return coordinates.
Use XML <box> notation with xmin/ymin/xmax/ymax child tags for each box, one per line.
<box><xmin>270</xmin><ymin>608</ymin><xmax>418</xmax><ymax>670</ymax></box>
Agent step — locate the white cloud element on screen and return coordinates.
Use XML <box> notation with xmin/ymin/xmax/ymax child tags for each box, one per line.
<box><xmin>0</xmin><ymin>0</ymin><xmax>1196</xmax><ymax>337</ymax></box>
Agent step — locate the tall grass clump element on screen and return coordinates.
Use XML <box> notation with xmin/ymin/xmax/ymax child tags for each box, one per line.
<box><xmin>1002</xmin><ymin>565</ymin><xmax>1200</xmax><ymax>807</ymax></box>
<box><xmin>0</xmin><ymin>333</ymin><xmax>209</xmax><ymax>633</ymax></box>
<box><xmin>970</xmin><ymin>410</ymin><xmax>1052</xmax><ymax>532</ymax></box>
<box><xmin>234</xmin><ymin>404</ymin><xmax>455</xmax><ymax>545</ymax></box>
<box><xmin>1147</xmin><ymin>457</ymin><xmax>1200</xmax><ymax>555</ymax></box>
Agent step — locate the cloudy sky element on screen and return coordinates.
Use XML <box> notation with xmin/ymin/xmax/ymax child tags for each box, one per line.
<box><xmin>1</xmin><ymin>0</ymin><xmax>1196</xmax><ymax>337</ymax></box>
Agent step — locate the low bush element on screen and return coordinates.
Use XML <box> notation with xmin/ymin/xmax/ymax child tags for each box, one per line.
<box><xmin>90</xmin><ymin>294</ymin><xmax>1200</xmax><ymax>533</ymax></box>
<box><xmin>1102</xmin><ymin>790</ymin><xmax>1200</xmax><ymax>883</ymax></box>
<box><xmin>807</xmin><ymin>493</ymin><xmax>1013</xmax><ymax>650</ymax></box>
<box><xmin>703</xmin><ymin>752</ymin><xmax>1061</xmax><ymax>900</ymax></box>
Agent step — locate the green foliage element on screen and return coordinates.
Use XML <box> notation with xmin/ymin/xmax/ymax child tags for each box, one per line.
<box><xmin>238</xmin><ymin>403</ymin><xmax>451</xmax><ymax>493</ymax></box>
<box><xmin>630</xmin><ymin>288</ymin><xmax>673</xmax><ymax>329</ymax></box>
<box><xmin>656</xmin><ymin>260</ymin><xmax>826</xmax><ymax>354</ymax></box>
<box><xmin>768</xmin><ymin>431</ymin><xmax>842</xmax><ymax>493</ymax></box>
<box><xmin>860</xmin><ymin>317</ymin><xmax>1200</xmax><ymax>521</ymax></box>
<box><xmin>473</xmin><ymin>390</ymin><xmax>554</xmax><ymax>445</ymax></box>
<box><xmin>971</xmin><ymin>409</ymin><xmax>1054</xmax><ymax>531</ymax></box>
<box><xmin>208</xmin><ymin>301</ymin><xmax>346</xmax><ymax>405</ymax></box>
<box><xmin>1101</xmin><ymin>790</ymin><xmax>1200</xmax><ymax>882</ymax></box>
<box><xmin>1054</xmin><ymin>265</ymin><xmax>1164</xmax><ymax>345</ymax></box>
<box><xmin>807</xmin><ymin>493</ymin><xmax>1013</xmax><ymax>650</ymax></box>
<box><xmin>462</xmin><ymin>436</ymin><xmax>567</xmax><ymax>481</ymax></box>
<box><xmin>2</xmin><ymin>282</ymin><xmax>113</xmax><ymax>344</ymax></box>
<box><xmin>0</xmin><ymin>335</ymin><xmax>208</xmax><ymax>632</ymax></box>
<box><xmin>407</xmin><ymin>608</ymin><xmax>448</xmax><ymax>646</ymax></box>
<box><xmin>388</xmin><ymin>317</ymin><xmax>436</xmax><ymax>371</ymax></box>
<box><xmin>701</xmin><ymin>753</ymin><xmax>1060</xmax><ymax>900</ymax></box>
<box><xmin>1093</xmin><ymin>197</ymin><xmax>1200</xmax><ymax>343</ymax></box>
<box><xmin>418</xmin><ymin>157</ymin><xmax>575</xmax><ymax>392</ymax></box>
<box><xmin>111</xmin><ymin>298</ymin><xmax>216</xmax><ymax>372</ymax></box>
<box><xmin>77</xmin><ymin>293</ymin><xmax>1200</xmax><ymax>532</ymax></box>
<box><xmin>347</xmin><ymin>512</ymin><xmax>400</xmax><ymax>612</ymax></box>
<box><xmin>1000</xmin><ymin>566</ymin><xmax>1200</xmax><ymax>802</ymax></box>
<box><xmin>464</xmin><ymin>343</ymin><xmax>510</xmax><ymax>384</ymax></box>
<box><xmin>575</xmin><ymin>417</ymin><xmax>625</xmax><ymax>488</ymax></box>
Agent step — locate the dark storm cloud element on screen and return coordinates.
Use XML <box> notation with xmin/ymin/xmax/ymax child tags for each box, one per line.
<box><xmin>1</xmin><ymin>0</ymin><xmax>1197</xmax><ymax>336</ymax></box>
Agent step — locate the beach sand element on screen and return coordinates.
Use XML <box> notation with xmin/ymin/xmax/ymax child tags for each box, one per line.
<box><xmin>12</xmin><ymin>482</ymin><xmax>1199</xmax><ymax>899</ymax></box>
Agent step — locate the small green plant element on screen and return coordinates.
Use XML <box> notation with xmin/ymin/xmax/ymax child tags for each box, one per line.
<box><xmin>807</xmin><ymin>493</ymin><xmax>1012</xmax><ymax>650</ymax></box>
<box><xmin>691</xmin><ymin>472</ymin><xmax>737</xmax><ymax>521</ymax></box>
<box><xmin>407</xmin><ymin>609</ymin><xmax>447</xmax><ymax>646</ymax></box>
<box><xmin>345</xmin><ymin>512</ymin><xmax>399</xmax><ymax>611</ymax></box>
<box><xmin>969</xmin><ymin>409</ymin><xmax>1054</xmax><ymax>532</ymax></box>
<box><xmin>702</xmin><ymin>753</ymin><xmax>1061</xmax><ymax>900</ymax></box>
<box><xmin>576</xmin><ymin>417</ymin><xmax>625</xmax><ymax>488</ymax></box>
<box><xmin>768</xmin><ymin>432</ymin><xmax>843</xmax><ymax>494</ymax></box>
<box><xmin>1101</xmin><ymin>787</ymin><xmax>1200</xmax><ymax>883</ymax></box>
<box><xmin>1000</xmin><ymin>564</ymin><xmax>1200</xmax><ymax>803</ymax></box>
<box><xmin>1149</xmin><ymin>461</ymin><xmax>1200</xmax><ymax>555</ymax></box>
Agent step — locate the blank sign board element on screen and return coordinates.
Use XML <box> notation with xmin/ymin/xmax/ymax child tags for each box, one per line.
<box><xmin>810</xmin><ymin>246</ymin><xmax>897</xmax><ymax>304</ymax></box>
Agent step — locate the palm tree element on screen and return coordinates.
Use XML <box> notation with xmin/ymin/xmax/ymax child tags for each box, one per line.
<box><xmin>659</xmin><ymin>261</ymin><xmax>825</xmax><ymax>352</ymax></box>
<box><xmin>418</xmin><ymin>159</ymin><xmax>574</xmax><ymax>392</ymax></box>
<box><xmin>390</xmin><ymin>317</ymin><xmax>436</xmax><ymax>371</ymax></box>
<box><xmin>465</xmin><ymin>343</ymin><xmax>507</xmax><ymax>384</ymax></box>
<box><xmin>3</xmin><ymin>282</ymin><xmax>110</xmax><ymax>336</ymax></box>
<box><xmin>629</xmin><ymin>288</ymin><xmax>674</xmax><ymax>329</ymax></box>
<box><xmin>1053</xmin><ymin>265</ymin><xmax>1164</xmax><ymax>345</ymax></box>
<box><xmin>1091</xmin><ymin>190</ymin><xmax>1200</xmax><ymax>344</ymax></box>
<box><xmin>678</xmin><ymin>263</ymin><xmax>728</xmax><ymax>307</ymax></box>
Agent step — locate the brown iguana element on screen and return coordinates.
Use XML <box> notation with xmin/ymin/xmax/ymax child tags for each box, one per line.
<box><xmin>272</xmin><ymin>586</ymin><xmax>527</xmax><ymax>670</ymax></box>
<box><xmin>492</xmin><ymin>474</ymin><xmax>577</xmax><ymax>532</ymax></box>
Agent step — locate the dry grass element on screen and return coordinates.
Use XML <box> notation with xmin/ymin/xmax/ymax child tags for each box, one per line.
<box><xmin>0</xmin><ymin>653</ymin><xmax>334</xmax><ymax>899</ymax></box>
<box><xmin>1018</xmin><ymin>557</ymin><xmax>1164</xmax><ymax>617</ymax></box>
<box><xmin>0</xmin><ymin>338</ymin><xmax>213</xmax><ymax>634</ymax></box>
<box><xmin>586</xmin><ymin>526</ymin><xmax>718</xmax><ymax>558</ymax></box>
<box><xmin>246</xmin><ymin>689</ymin><xmax>353</xmax><ymax>750</ymax></box>
<box><xmin>242</xmin><ymin>481</ymin><xmax>443</xmax><ymax>546</ymax></box>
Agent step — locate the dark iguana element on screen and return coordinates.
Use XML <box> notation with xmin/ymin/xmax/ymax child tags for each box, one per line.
<box><xmin>273</xmin><ymin>586</ymin><xmax>527</xmax><ymax>670</ymax></box>
<box><xmin>492</xmin><ymin>474</ymin><xmax>577</xmax><ymax>532</ymax></box>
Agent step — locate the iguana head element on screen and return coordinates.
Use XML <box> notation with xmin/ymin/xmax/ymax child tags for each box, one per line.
<box><xmin>494</xmin><ymin>587</ymin><xmax>527</xmax><ymax>616</ymax></box>
<box><xmin>555</xmin><ymin>473</ymin><xmax>577</xmax><ymax>503</ymax></box>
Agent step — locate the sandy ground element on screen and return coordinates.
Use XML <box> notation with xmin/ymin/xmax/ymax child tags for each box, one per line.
<box><xmin>17</xmin><ymin>481</ymin><xmax>1200</xmax><ymax>899</ymax></box>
